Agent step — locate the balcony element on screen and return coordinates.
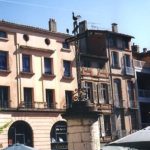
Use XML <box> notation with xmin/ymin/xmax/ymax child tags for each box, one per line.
<box><xmin>0</xmin><ymin>100</ymin><xmax>9</xmax><ymax>108</ymax></box>
<box><xmin>133</xmin><ymin>60</ymin><xmax>150</xmax><ymax>69</ymax></box>
<box><xmin>124</xmin><ymin>66</ymin><xmax>134</xmax><ymax>76</ymax></box>
<box><xmin>97</xmin><ymin>103</ymin><xmax>112</xmax><ymax>113</ymax></box>
<box><xmin>138</xmin><ymin>89</ymin><xmax>150</xmax><ymax>98</ymax></box>
<box><xmin>81</xmin><ymin>67</ymin><xmax>108</xmax><ymax>78</ymax></box>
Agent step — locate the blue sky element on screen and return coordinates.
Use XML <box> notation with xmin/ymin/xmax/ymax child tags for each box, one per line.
<box><xmin>0</xmin><ymin>0</ymin><xmax>150</xmax><ymax>51</ymax></box>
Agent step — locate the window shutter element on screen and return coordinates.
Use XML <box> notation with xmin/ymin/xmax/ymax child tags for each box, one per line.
<box><xmin>92</xmin><ymin>82</ymin><xmax>98</xmax><ymax>104</ymax></box>
<box><xmin>108</xmin><ymin>84</ymin><xmax>112</xmax><ymax>104</ymax></box>
<box><xmin>98</xmin><ymin>83</ymin><xmax>104</xmax><ymax>104</ymax></box>
<box><xmin>100</xmin><ymin>115</ymin><xmax>105</xmax><ymax>137</ymax></box>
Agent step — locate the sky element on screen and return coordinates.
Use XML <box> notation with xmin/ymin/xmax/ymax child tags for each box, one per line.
<box><xmin>0</xmin><ymin>0</ymin><xmax>150</xmax><ymax>51</ymax></box>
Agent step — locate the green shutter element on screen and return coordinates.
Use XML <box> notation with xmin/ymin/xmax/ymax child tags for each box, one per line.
<box><xmin>98</xmin><ymin>83</ymin><xmax>104</xmax><ymax>104</ymax></box>
<box><xmin>92</xmin><ymin>82</ymin><xmax>98</xmax><ymax>104</ymax></box>
<box><xmin>100</xmin><ymin>115</ymin><xmax>105</xmax><ymax>137</ymax></box>
<box><xmin>108</xmin><ymin>84</ymin><xmax>112</xmax><ymax>104</ymax></box>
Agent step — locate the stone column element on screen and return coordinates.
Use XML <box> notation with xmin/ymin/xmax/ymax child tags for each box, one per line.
<box><xmin>62</xmin><ymin>101</ymin><xmax>100</xmax><ymax>150</ymax></box>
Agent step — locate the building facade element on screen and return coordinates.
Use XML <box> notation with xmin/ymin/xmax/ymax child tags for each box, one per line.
<box><xmin>0</xmin><ymin>20</ymin><xmax>77</xmax><ymax>150</ymax></box>
<box><xmin>78</xmin><ymin>21</ymin><xmax>139</xmax><ymax>145</ymax></box>
<box><xmin>132</xmin><ymin>46</ymin><xmax>150</xmax><ymax>129</ymax></box>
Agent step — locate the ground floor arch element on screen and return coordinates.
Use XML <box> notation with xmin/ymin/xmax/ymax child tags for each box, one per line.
<box><xmin>50</xmin><ymin>121</ymin><xmax>68</xmax><ymax>150</ymax></box>
<box><xmin>8</xmin><ymin>120</ymin><xmax>33</xmax><ymax>147</ymax></box>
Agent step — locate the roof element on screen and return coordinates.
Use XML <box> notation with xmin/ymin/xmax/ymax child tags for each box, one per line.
<box><xmin>0</xmin><ymin>20</ymin><xmax>71</xmax><ymax>38</ymax></box>
<box><xmin>87</xmin><ymin>29</ymin><xmax>134</xmax><ymax>38</ymax></box>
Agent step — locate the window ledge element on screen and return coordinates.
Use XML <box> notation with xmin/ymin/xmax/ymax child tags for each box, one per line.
<box><xmin>20</xmin><ymin>71</ymin><xmax>35</xmax><ymax>76</ymax></box>
<box><xmin>0</xmin><ymin>69</ymin><xmax>11</xmax><ymax>74</ymax></box>
<box><xmin>42</xmin><ymin>73</ymin><xmax>56</xmax><ymax>78</ymax></box>
<box><xmin>62</xmin><ymin>76</ymin><xmax>74</xmax><ymax>80</ymax></box>
<box><xmin>0</xmin><ymin>37</ymin><xmax>9</xmax><ymax>41</ymax></box>
<box><xmin>61</xmin><ymin>48</ymin><xmax>71</xmax><ymax>52</ymax></box>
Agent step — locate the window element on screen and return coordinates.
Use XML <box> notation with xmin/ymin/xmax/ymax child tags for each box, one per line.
<box><xmin>63</xmin><ymin>60</ymin><xmax>71</xmax><ymax>77</ymax></box>
<box><xmin>85</xmin><ymin>82</ymin><xmax>93</xmax><ymax>100</ymax></box>
<box><xmin>109</xmin><ymin>36</ymin><xmax>116</xmax><ymax>48</ymax></box>
<box><xmin>44</xmin><ymin>58</ymin><xmax>53</xmax><ymax>75</ymax></box>
<box><xmin>51</xmin><ymin>121</ymin><xmax>68</xmax><ymax>150</ymax></box>
<box><xmin>46</xmin><ymin>89</ymin><xmax>54</xmax><ymax>108</ymax></box>
<box><xmin>0</xmin><ymin>86</ymin><xmax>9</xmax><ymax>108</ymax></box>
<box><xmin>22</xmin><ymin>54</ymin><xmax>31</xmax><ymax>72</ymax></box>
<box><xmin>24</xmin><ymin>88</ymin><xmax>33</xmax><ymax>108</ymax></box>
<box><xmin>131</xmin><ymin>111</ymin><xmax>138</xmax><ymax>130</ymax></box>
<box><xmin>65</xmin><ymin>91</ymin><xmax>73</xmax><ymax>108</ymax></box>
<box><xmin>0</xmin><ymin>31</ymin><xmax>7</xmax><ymax>38</ymax></box>
<box><xmin>101</xmin><ymin>84</ymin><xmax>109</xmax><ymax>104</ymax></box>
<box><xmin>117</xmin><ymin>38</ymin><xmax>123</xmax><ymax>49</ymax></box>
<box><xmin>127</xmin><ymin>81</ymin><xmax>135</xmax><ymax>107</ymax></box>
<box><xmin>104</xmin><ymin>115</ymin><xmax>111</xmax><ymax>136</ymax></box>
<box><xmin>120</xmin><ymin>110</ymin><xmax>125</xmax><ymax>130</ymax></box>
<box><xmin>114</xmin><ymin>79</ymin><xmax>122</xmax><ymax>107</ymax></box>
<box><xmin>124</xmin><ymin>54</ymin><xmax>131</xmax><ymax>67</ymax></box>
<box><xmin>112</xmin><ymin>51</ymin><xmax>119</xmax><ymax>68</ymax></box>
<box><xmin>0</xmin><ymin>51</ymin><xmax>8</xmax><ymax>70</ymax></box>
<box><xmin>62</xmin><ymin>42</ymin><xmax>70</xmax><ymax>49</ymax></box>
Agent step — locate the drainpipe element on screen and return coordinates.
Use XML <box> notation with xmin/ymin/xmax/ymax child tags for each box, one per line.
<box><xmin>15</xmin><ymin>43</ymin><xmax>20</xmax><ymax>109</ymax></box>
<box><xmin>106</xmin><ymin>33</ymin><xmax>116</xmax><ymax>138</ymax></box>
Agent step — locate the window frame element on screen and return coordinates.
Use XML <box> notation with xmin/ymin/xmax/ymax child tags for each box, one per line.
<box><xmin>63</xmin><ymin>60</ymin><xmax>72</xmax><ymax>78</ymax></box>
<box><xmin>46</xmin><ymin>89</ymin><xmax>55</xmax><ymax>108</ymax></box>
<box><xmin>111</xmin><ymin>51</ymin><xmax>120</xmax><ymax>69</ymax></box>
<box><xmin>0</xmin><ymin>30</ymin><xmax>7</xmax><ymax>39</ymax></box>
<box><xmin>23</xmin><ymin>87</ymin><xmax>33</xmax><ymax>108</ymax></box>
<box><xmin>65</xmin><ymin>90</ymin><xmax>73</xmax><ymax>108</ymax></box>
<box><xmin>0</xmin><ymin>86</ymin><xmax>9</xmax><ymax>108</ymax></box>
<box><xmin>44</xmin><ymin>57</ymin><xmax>53</xmax><ymax>75</ymax></box>
<box><xmin>22</xmin><ymin>54</ymin><xmax>32</xmax><ymax>73</ymax></box>
<box><xmin>0</xmin><ymin>50</ymin><xmax>9</xmax><ymax>71</ymax></box>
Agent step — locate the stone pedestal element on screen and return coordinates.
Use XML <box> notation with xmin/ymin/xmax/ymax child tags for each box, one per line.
<box><xmin>62</xmin><ymin>101</ymin><xmax>100</xmax><ymax>150</ymax></box>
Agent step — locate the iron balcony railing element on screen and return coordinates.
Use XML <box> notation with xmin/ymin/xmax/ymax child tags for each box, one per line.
<box><xmin>124</xmin><ymin>66</ymin><xmax>134</xmax><ymax>76</ymax></box>
<box><xmin>133</xmin><ymin>60</ymin><xmax>150</xmax><ymax>68</ymax></box>
<box><xmin>0</xmin><ymin>100</ymin><xmax>9</xmax><ymax>108</ymax></box>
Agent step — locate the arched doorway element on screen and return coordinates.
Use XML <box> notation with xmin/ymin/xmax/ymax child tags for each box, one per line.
<box><xmin>8</xmin><ymin>120</ymin><xmax>33</xmax><ymax>147</ymax></box>
<box><xmin>50</xmin><ymin>121</ymin><xmax>68</xmax><ymax>150</ymax></box>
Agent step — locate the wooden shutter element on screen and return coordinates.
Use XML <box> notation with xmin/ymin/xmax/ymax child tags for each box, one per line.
<box><xmin>98</xmin><ymin>83</ymin><xmax>104</xmax><ymax>104</ymax></box>
<box><xmin>92</xmin><ymin>82</ymin><xmax>98</xmax><ymax>104</ymax></box>
<box><xmin>100</xmin><ymin>115</ymin><xmax>105</xmax><ymax>137</ymax></box>
<box><xmin>108</xmin><ymin>84</ymin><xmax>112</xmax><ymax>104</ymax></box>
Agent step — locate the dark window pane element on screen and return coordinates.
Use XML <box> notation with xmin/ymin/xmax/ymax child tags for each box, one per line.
<box><xmin>44</xmin><ymin>58</ymin><xmax>52</xmax><ymax>74</ymax></box>
<box><xmin>112</xmin><ymin>52</ymin><xmax>119</xmax><ymax>68</ymax></box>
<box><xmin>62</xmin><ymin>42</ymin><xmax>70</xmax><ymax>49</ymax></box>
<box><xmin>0</xmin><ymin>51</ymin><xmax>7</xmax><ymax>70</ymax></box>
<box><xmin>0</xmin><ymin>86</ymin><xmax>9</xmax><ymax>108</ymax></box>
<box><xmin>65</xmin><ymin>91</ymin><xmax>72</xmax><ymax>108</ymax></box>
<box><xmin>63</xmin><ymin>61</ymin><xmax>71</xmax><ymax>77</ymax></box>
<box><xmin>22</xmin><ymin>54</ymin><xmax>30</xmax><ymax>72</ymax></box>
<box><xmin>46</xmin><ymin>89</ymin><xmax>54</xmax><ymax>108</ymax></box>
<box><xmin>24</xmin><ymin>88</ymin><xmax>32</xmax><ymax>108</ymax></box>
<box><xmin>0</xmin><ymin>31</ymin><xmax>7</xmax><ymax>38</ymax></box>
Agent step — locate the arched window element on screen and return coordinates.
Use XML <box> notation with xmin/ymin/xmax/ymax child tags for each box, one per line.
<box><xmin>8</xmin><ymin>121</ymin><xmax>33</xmax><ymax>147</ymax></box>
<box><xmin>50</xmin><ymin>121</ymin><xmax>68</xmax><ymax>150</ymax></box>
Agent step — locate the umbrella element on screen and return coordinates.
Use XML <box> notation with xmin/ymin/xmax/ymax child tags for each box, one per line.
<box><xmin>3</xmin><ymin>143</ymin><xmax>37</xmax><ymax>150</ymax></box>
<box><xmin>107</xmin><ymin>126</ymin><xmax>150</xmax><ymax>149</ymax></box>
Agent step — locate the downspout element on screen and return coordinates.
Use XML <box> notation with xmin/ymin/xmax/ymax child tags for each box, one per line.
<box><xmin>14</xmin><ymin>33</ymin><xmax>20</xmax><ymax>109</ymax></box>
<box><xmin>106</xmin><ymin>33</ymin><xmax>116</xmax><ymax>138</ymax></box>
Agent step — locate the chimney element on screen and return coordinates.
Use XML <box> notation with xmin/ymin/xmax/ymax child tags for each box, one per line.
<box><xmin>112</xmin><ymin>23</ymin><xmax>118</xmax><ymax>32</ymax></box>
<box><xmin>49</xmin><ymin>19</ymin><xmax>57</xmax><ymax>32</ymax></box>
<box><xmin>143</xmin><ymin>48</ymin><xmax>147</xmax><ymax>53</ymax></box>
<box><xmin>79</xmin><ymin>20</ymin><xmax>87</xmax><ymax>33</ymax></box>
